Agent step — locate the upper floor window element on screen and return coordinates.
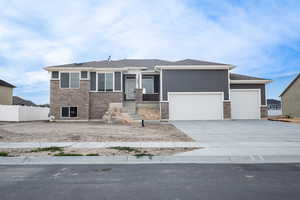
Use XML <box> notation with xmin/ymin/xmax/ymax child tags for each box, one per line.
<box><xmin>90</xmin><ymin>72</ymin><xmax>113</xmax><ymax>92</ymax></box>
<box><xmin>51</xmin><ymin>71</ymin><xmax>59</xmax><ymax>79</ymax></box>
<box><xmin>60</xmin><ymin>72</ymin><xmax>80</xmax><ymax>89</ymax></box>
<box><xmin>81</xmin><ymin>71</ymin><xmax>88</xmax><ymax>79</ymax></box>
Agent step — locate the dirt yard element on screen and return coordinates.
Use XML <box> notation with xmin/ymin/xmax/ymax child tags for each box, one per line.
<box><xmin>0</xmin><ymin>122</ymin><xmax>193</xmax><ymax>142</ymax></box>
<box><xmin>0</xmin><ymin>147</ymin><xmax>199</xmax><ymax>157</ymax></box>
<box><xmin>268</xmin><ymin>117</ymin><xmax>300</xmax><ymax>124</ymax></box>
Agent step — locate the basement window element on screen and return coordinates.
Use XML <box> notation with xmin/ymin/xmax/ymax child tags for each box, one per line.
<box><xmin>61</xmin><ymin>107</ymin><xmax>77</xmax><ymax>118</ymax></box>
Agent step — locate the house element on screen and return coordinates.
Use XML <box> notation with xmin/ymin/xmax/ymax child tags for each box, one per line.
<box><xmin>44</xmin><ymin>59</ymin><xmax>271</xmax><ymax>121</ymax></box>
<box><xmin>267</xmin><ymin>99</ymin><xmax>281</xmax><ymax>110</ymax></box>
<box><xmin>267</xmin><ymin>99</ymin><xmax>282</xmax><ymax>116</ymax></box>
<box><xmin>280</xmin><ymin>73</ymin><xmax>300</xmax><ymax>117</ymax></box>
<box><xmin>13</xmin><ymin>96</ymin><xmax>36</xmax><ymax>106</ymax></box>
<box><xmin>0</xmin><ymin>79</ymin><xmax>15</xmax><ymax>105</ymax></box>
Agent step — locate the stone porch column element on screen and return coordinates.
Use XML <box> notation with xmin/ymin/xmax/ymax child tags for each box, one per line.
<box><xmin>223</xmin><ymin>101</ymin><xmax>231</xmax><ymax>119</ymax></box>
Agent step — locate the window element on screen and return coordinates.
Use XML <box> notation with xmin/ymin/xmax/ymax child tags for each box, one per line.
<box><xmin>70</xmin><ymin>107</ymin><xmax>77</xmax><ymax>117</ymax></box>
<box><xmin>142</xmin><ymin>76</ymin><xmax>154</xmax><ymax>94</ymax></box>
<box><xmin>98</xmin><ymin>73</ymin><xmax>105</xmax><ymax>91</ymax></box>
<box><xmin>90</xmin><ymin>72</ymin><xmax>114</xmax><ymax>92</ymax></box>
<box><xmin>90</xmin><ymin>72</ymin><xmax>96</xmax><ymax>91</ymax></box>
<box><xmin>61</xmin><ymin>107</ymin><xmax>70</xmax><ymax>117</ymax></box>
<box><xmin>61</xmin><ymin>107</ymin><xmax>77</xmax><ymax>117</ymax></box>
<box><xmin>51</xmin><ymin>71</ymin><xmax>59</xmax><ymax>79</ymax></box>
<box><xmin>81</xmin><ymin>71</ymin><xmax>88</xmax><ymax>79</ymax></box>
<box><xmin>106</xmin><ymin>73</ymin><xmax>113</xmax><ymax>91</ymax></box>
<box><xmin>60</xmin><ymin>72</ymin><xmax>80</xmax><ymax>88</ymax></box>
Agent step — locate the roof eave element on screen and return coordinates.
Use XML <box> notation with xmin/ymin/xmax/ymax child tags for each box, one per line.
<box><xmin>279</xmin><ymin>74</ymin><xmax>300</xmax><ymax>97</ymax></box>
<box><xmin>155</xmin><ymin>65</ymin><xmax>235</xmax><ymax>70</ymax></box>
<box><xmin>230</xmin><ymin>79</ymin><xmax>272</xmax><ymax>84</ymax></box>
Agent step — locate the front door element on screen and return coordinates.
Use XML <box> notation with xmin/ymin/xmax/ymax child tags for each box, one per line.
<box><xmin>125</xmin><ymin>76</ymin><xmax>136</xmax><ymax>100</ymax></box>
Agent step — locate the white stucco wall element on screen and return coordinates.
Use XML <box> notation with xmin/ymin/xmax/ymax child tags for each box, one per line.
<box><xmin>0</xmin><ymin>105</ymin><xmax>49</xmax><ymax>121</ymax></box>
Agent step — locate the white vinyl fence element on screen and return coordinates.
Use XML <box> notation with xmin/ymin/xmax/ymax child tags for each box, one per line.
<box><xmin>268</xmin><ymin>109</ymin><xmax>282</xmax><ymax>116</ymax></box>
<box><xmin>0</xmin><ymin>105</ymin><xmax>49</xmax><ymax>122</ymax></box>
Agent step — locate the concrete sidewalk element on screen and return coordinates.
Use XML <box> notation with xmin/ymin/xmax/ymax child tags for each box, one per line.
<box><xmin>1</xmin><ymin>155</ymin><xmax>300</xmax><ymax>165</ymax></box>
<box><xmin>0</xmin><ymin>142</ymin><xmax>202</xmax><ymax>148</ymax></box>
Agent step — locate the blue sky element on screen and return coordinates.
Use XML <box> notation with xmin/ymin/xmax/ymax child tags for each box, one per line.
<box><xmin>0</xmin><ymin>0</ymin><xmax>299</xmax><ymax>104</ymax></box>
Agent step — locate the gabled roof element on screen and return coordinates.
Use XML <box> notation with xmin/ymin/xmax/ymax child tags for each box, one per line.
<box><xmin>45</xmin><ymin>59</ymin><xmax>230</xmax><ymax>70</ymax></box>
<box><xmin>267</xmin><ymin>99</ymin><xmax>281</xmax><ymax>105</ymax></box>
<box><xmin>0</xmin><ymin>79</ymin><xmax>15</xmax><ymax>88</ymax></box>
<box><xmin>280</xmin><ymin>73</ymin><xmax>300</xmax><ymax>97</ymax></box>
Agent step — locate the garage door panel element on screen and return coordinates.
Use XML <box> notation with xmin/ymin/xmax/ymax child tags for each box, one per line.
<box><xmin>231</xmin><ymin>90</ymin><xmax>260</xmax><ymax>119</ymax></box>
<box><xmin>169</xmin><ymin>93</ymin><xmax>223</xmax><ymax>120</ymax></box>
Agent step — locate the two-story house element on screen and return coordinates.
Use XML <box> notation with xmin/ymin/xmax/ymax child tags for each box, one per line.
<box><xmin>45</xmin><ymin>59</ymin><xmax>271</xmax><ymax>121</ymax></box>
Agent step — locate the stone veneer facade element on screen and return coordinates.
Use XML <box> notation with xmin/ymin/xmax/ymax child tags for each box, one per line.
<box><xmin>260</xmin><ymin>106</ymin><xmax>268</xmax><ymax>118</ymax></box>
<box><xmin>223</xmin><ymin>101</ymin><xmax>231</xmax><ymax>119</ymax></box>
<box><xmin>50</xmin><ymin>80</ymin><xmax>123</xmax><ymax>120</ymax></box>
<box><xmin>89</xmin><ymin>92</ymin><xmax>123</xmax><ymax>119</ymax></box>
<box><xmin>160</xmin><ymin>102</ymin><xmax>169</xmax><ymax>120</ymax></box>
<box><xmin>50</xmin><ymin>80</ymin><xmax>90</xmax><ymax>120</ymax></box>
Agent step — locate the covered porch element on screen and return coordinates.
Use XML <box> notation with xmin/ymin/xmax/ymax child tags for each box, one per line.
<box><xmin>123</xmin><ymin>72</ymin><xmax>160</xmax><ymax>102</ymax></box>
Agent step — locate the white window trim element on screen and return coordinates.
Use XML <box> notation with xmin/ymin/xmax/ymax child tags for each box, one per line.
<box><xmin>114</xmin><ymin>72</ymin><xmax>122</xmax><ymax>92</ymax></box>
<box><xmin>80</xmin><ymin>71</ymin><xmax>89</xmax><ymax>80</ymax></box>
<box><xmin>59</xmin><ymin>72</ymin><xmax>80</xmax><ymax>89</ymax></box>
<box><xmin>51</xmin><ymin>71</ymin><xmax>60</xmax><ymax>80</ymax></box>
<box><xmin>91</xmin><ymin>72</ymin><xmax>115</xmax><ymax>92</ymax></box>
<box><xmin>61</xmin><ymin>106</ymin><xmax>78</xmax><ymax>118</ymax></box>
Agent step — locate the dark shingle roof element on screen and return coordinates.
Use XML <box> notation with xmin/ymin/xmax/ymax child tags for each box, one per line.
<box><xmin>46</xmin><ymin>59</ymin><xmax>229</xmax><ymax>70</ymax></box>
<box><xmin>267</xmin><ymin>99</ymin><xmax>281</xmax><ymax>105</ymax></box>
<box><xmin>230</xmin><ymin>73</ymin><xmax>268</xmax><ymax>80</ymax></box>
<box><xmin>0</xmin><ymin>79</ymin><xmax>15</xmax><ymax>88</ymax></box>
<box><xmin>13</xmin><ymin>96</ymin><xmax>36</xmax><ymax>106</ymax></box>
<box><xmin>280</xmin><ymin>73</ymin><xmax>300</xmax><ymax>97</ymax></box>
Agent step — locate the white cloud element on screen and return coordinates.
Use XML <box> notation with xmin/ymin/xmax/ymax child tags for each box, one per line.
<box><xmin>0</xmin><ymin>0</ymin><xmax>300</xmax><ymax>103</ymax></box>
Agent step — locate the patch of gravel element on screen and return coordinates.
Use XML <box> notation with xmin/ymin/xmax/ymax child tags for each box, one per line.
<box><xmin>0</xmin><ymin>122</ymin><xmax>193</xmax><ymax>142</ymax></box>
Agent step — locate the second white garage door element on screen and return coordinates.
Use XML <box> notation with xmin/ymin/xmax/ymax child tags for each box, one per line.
<box><xmin>231</xmin><ymin>89</ymin><xmax>261</xmax><ymax>119</ymax></box>
<box><xmin>168</xmin><ymin>92</ymin><xmax>223</xmax><ymax>120</ymax></box>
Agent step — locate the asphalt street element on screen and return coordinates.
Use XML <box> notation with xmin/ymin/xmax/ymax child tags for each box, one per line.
<box><xmin>1</xmin><ymin>164</ymin><xmax>300</xmax><ymax>200</ymax></box>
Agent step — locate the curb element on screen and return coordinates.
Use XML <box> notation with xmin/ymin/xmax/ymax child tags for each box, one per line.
<box><xmin>1</xmin><ymin>155</ymin><xmax>300</xmax><ymax>165</ymax></box>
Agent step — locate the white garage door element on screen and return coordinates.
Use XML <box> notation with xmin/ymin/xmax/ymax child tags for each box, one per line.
<box><xmin>168</xmin><ymin>92</ymin><xmax>223</xmax><ymax>120</ymax></box>
<box><xmin>231</xmin><ymin>89</ymin><xmax>261</xmax><ymax>119</ymax></box>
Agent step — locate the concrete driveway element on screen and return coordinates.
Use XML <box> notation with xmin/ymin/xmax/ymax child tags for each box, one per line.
<box><xmin>172</xmin><ymin>120</ymin><xmax>300</xmax><ymax>157</ymax></box>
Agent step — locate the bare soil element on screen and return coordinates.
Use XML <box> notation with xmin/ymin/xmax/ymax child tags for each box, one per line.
<box><xmin>0</xmin><ymin>122</ymin><xmax>193</xmax><ymax>142</ymax></box>
<box><xmin>268</xmin><ymin>117</ymin><xmax>300</xmax><ymax>124</ymax></box>
<box><xmin>1</xmin><ymin>147</ymin><xmax>199</xmax><ymax>157</ymax></box>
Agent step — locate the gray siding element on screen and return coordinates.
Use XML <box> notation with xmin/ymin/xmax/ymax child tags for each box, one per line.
<box><xmin>230</xmin><ymin>84</ymin><xmax>266</xmax><ymax>105</ymax></box>
<box><xmin>114</xmin><ymin>72</ymin><xmax>122</xmax><ymax>91</ymax></box>
<box><xmin>162</xmin><ymin>69</ymin><xmax>229</xmax><ymax>101</ymax></box>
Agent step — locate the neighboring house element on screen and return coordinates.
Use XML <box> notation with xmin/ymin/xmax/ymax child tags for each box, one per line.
<box><xmin>267</xmin><ymin>99</ymin><xmax>282</xmax><ymax>116</ymax></box>
<box><xmin>280</xmin><ymin>73</ymin><xmax>300</xmax><ymax>117</ymax></box>
<box><xmin>267</xmin><ymin>99</ymin><xmax>281</xmax><ymax>110</ymax></box>
<box><xmin>44</xmin><ymin>59</ymin><xmax>271</xmax><ymax>121</ymax></box>
<box><xmin>0</xmin><ymin>79</ymin><xmax>15</xmax><ymax>105</ymax></box>
<box><xmin>13</xmin><ymin>96</ymin><xmax>36</xmax><ymax>106</ymax></box>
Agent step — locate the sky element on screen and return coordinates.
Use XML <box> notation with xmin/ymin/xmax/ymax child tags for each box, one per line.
<box><xmin>0</xmin><ymin>0</ymin><xmax>299</xmax><ymax>104</ymax></box>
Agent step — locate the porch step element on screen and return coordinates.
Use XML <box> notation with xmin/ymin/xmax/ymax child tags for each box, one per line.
<box><xmin>122</xmin><ymin>101</ymin><xmax>137</xmax><ymax>114</ymax></box>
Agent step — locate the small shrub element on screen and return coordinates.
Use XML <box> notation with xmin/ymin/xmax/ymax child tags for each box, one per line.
<box><xmin>0</xmin><ymin>152</ymin><xmax>9</xmax><ymax>157</ymax></box>
<box><xmin>109</xmin><ymin>146</ymin><xmax>140</xmax><ymax>153</ymax></box>
<box><xmin>31</xmin><ymin>146</ymin><xmax>64</xmax><ymax>152</ymax></box>
<box><xmin>86</xmin><ymin>153</ymin><xmax>99</xmax><ymax>156</ymax></box>
<box><xmin>134</xmin><ymin>153</ymin><xmax>154</xmax><ymax>159</ymax></box>
<box><xmin>54</xmin><ymin>152</ymin><xmax>83</xmax><ymax>156</ymax></box>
